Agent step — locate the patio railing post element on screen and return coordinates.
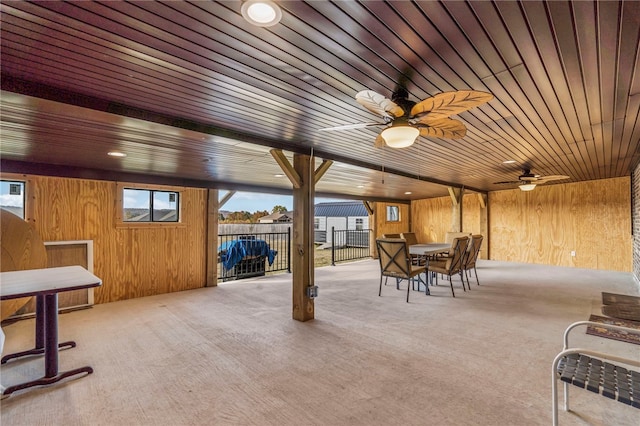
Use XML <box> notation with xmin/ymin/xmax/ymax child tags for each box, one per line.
<box><xmin>331</xmin><ymin>226</ymin><xmax>336</xmax><ymax>266</ymax></box>
<box><xmin>287</xmin><ymin>226</ymin><xmax>291</xmax><ymax>273</ymax></box>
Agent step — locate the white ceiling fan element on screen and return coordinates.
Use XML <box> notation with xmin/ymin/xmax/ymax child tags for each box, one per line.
<box><xmin>320</xmin><ymin>87</ymin><xmax>493</xmax><ymax>148</ymax></box>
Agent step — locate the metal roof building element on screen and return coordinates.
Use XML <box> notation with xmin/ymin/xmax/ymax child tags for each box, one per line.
<box><xmin>315</xmin><ymin>202</ymin><xmax>367</xmax><ymax>218</ymax></box>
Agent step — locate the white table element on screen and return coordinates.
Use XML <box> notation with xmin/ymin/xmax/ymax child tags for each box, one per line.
<box><xmin>0</xmin><ymin>266</ymin><xmax>102</xmax><ymax>397</ymax></box>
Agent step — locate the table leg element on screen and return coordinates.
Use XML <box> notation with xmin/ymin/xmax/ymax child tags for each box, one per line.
<box><xmin>1</xmin><ymin>295</ymin><xmax>75</xmax><ymax>365</ymax></box>
<box><xmin>2</xmin><ymin>294</ymin><xmax>93</xmax><ymax>397</ymax></box>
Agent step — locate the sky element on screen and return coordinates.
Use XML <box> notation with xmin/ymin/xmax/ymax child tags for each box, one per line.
<box><xmin>220</xmin><ymin>191</ymin><xmax>346</xmax><ymax>213</ymax></box>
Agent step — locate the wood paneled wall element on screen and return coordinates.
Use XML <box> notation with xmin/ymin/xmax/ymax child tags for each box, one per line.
<box><xmin>411</xmin><ymin>193</ymin><xmax>482</xmax><ymax>243</ymax></box>
<box><xmin>489</xmin><ymin>177</ymin><xmax>631</xmax><ymax>271</ymax></box>
<box><xmin>410</xmin><ymin>178</ymin><xmax>631</xmax><ymax>271</ymax></box>
<box><xmin>374</xmin><ymin>202</ymin><xmax>410</xmax><ymax>238</ymax></box>
<box><xmin>8</xmin><ymin>174</ymin><xmax>208</xmax><ymax>303</ymax></box>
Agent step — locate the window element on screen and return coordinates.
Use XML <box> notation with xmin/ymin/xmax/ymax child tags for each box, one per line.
<box><xmin>314</xmin><ymin>217</ymin><xmax>320</xmax><ymax>230</ymax></box>
<box><xmin>355</xmin><ymin>218</ymin><xmax>363</xmax><ymax>230</ymax></box>
<box><xmin>0</xmin><ymin>180</ymin><xmax>25</xmax><ymax>219</ymax></box>
<box><xmin>123</xmin><ymin>188</ymin><xmax>179</xmax><ymax>222</ymax></box>
<box><xmin>386</xmin><ymin>205</ymin><xmax>400</xmax><ymax>222</ymax></box>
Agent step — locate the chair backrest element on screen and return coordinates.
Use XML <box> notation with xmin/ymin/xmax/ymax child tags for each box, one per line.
<box><xmin>464</xmin><ymin>235</ymin><xmax>483</xmax><ymax>269</ymax></box>
<box><xmin>376</xmin><ymin>238</ymin><xmax>411</xmax><ymax>278</ymax></box>
<box><xmin>446</xmin><ymin>236</ymin><xmax>469</xmax><ymax>274</ymax></box>
<box><xmin>445</xmin><ymin>231</ymin><xmax>472</xmax><ymax>245</ymax></box>
<box><xmin>400</xmin><ymin>232</ymin><xmax>418</xmax><ymax>246</ymax></box>
<box><xmin>382</xmin><ymin>233</ymin><xmax>401</xmax><ymax>239</ymax></box>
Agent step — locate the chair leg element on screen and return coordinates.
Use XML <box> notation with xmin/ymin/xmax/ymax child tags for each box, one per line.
<box><xmin>379</xmin><ymin>276</ymin><xmax>384</xmax><ymax>296</ymax></box>
<box><xmin>449</xmin><ymin>275</ymin><xmax>455</xmax><ymax>297</ymax></box>
<box><xmin>474</xmin><ymin>267</ymin><xmax>480</xmax><ymax>285</ymax></box>
<box><xmin>457</xmin><ymin>273</ymin><xmax>466</xmax><ymax>292</ymax></box>
<box><xmin>406</xmin><ymin>279</ymin><xmax>410</xmax><ymax>303</ymax></box>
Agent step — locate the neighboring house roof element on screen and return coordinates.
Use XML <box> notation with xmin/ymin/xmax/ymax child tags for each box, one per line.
<box><xmin>258</xmin><ymin>212</ymin><xmax>293</xmax><ymax>222</ymax></box>
<box><xmin>315</xmin><ymin>201</ymin><xmax>367</xmax><ymax>217</ymax></box>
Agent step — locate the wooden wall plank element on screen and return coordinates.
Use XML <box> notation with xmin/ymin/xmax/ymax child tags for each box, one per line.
<box><xmin>21</xmin><ymin>174</ymin><xmax>207</xmax><ymax>303</ymax></box>
<box><xmin>489</xmin><ymin>177</ymin><xmax>631</xmax><ymax>271</ymax></box>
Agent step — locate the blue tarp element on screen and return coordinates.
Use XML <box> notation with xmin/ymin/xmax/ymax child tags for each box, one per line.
<box><xmin>218</xmin><ymin>239</ymin><xmax>277</xmax><ymax>270</ymax></box>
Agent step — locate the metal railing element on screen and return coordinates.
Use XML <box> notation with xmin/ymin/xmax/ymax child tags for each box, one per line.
<box><xmin>331</xmin><ymin>227</ymin><xmax>372</xmax><ymax>265</ymax></box>
<box><xmin>217</xmin><ymin>229</ymin><xmax>291</xmax><ymax>281</ymax></box>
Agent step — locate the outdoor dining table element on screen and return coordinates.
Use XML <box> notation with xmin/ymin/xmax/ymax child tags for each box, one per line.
<box><xmin>409</xmin><ymin>243</ymin><xmax>451</xmax><ymax>257</ymax></box>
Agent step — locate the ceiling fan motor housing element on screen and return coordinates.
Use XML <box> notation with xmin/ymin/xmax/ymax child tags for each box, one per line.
<box><xmin>391</xmin><ymin>88</ymin><xmax>416</xmax><ymax>116</ymax></box>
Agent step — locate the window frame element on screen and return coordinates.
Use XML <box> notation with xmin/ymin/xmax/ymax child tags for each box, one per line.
<box><xmin>116</xmin><ymin>182</ymin><xmax>185</xmax><ymax>228</ymax></box>
<box><xmin>386</xmin><ymin>205</ymin><xmax>400</xmax><ymax>222</ymax></box>
<box><xmin>0</xmin><ymin>174</ymin><xmax>31</xmax><ymax>221</ymax></box>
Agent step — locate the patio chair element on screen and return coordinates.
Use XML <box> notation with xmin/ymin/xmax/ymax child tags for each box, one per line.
<box><xmin>426</xmin><ymin>236</ymin><xmax>469</xmax><ymax>297</ymax></box>
<box><xmin>382</xmin><ymin>233</ymin><xmax>401</xmax><ymax>238</ymax></box>
<box><xmin>376</xmin><ymin>238</ymin><xmax>426</xmax><ymax>302</ymax></box>
<box><xmin>462</xmin><ymin>235</ymin><xmax>483</xmax><ymax>288</ymax></box>
<box><xmin>401</xmin><ymin>232</ymin><xmax>426</xmax><ymax>266</ymax></box>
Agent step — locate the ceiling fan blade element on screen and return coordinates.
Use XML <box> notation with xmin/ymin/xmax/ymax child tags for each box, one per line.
<box><xmin>374</xmin><ymin>134</ymin><xmax>386</xmax><ymax>148</ymax></box>
<box><xmin>410</xmin><ymin>90</ymin><xmax>494</xmax><ymax>122</ymax></box>
<box><xmin>417</xmin><ymin>118</ymin><xmax>467</xmax><ymax>139</ymax></box>
<box><xmin>535</xmin><ymin>175</ymin><xmax>570</xmax><ymax>184</ymax></box>
<box><xmin>318</xmin><ymin>122</ymin><xmax>385</xmax><ymax>132</ymax></box>
<box><xmin>493</xmin><ymin>180</ymin><xmax>522</xmax><ymax>185</ymax></box>
<box><xmin>356</xmin><ymin>90</ymin><xmax>405</xmax><ymax>118</ymax></box>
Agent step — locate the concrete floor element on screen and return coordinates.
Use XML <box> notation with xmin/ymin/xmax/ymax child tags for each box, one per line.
<box><xmin>1</xmin><ymin>259</ymin><xmax>639</xmax><ymax>425</ymax></box>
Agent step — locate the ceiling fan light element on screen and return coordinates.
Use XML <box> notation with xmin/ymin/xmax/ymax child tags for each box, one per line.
<box><xmin>519</xmin><ymin>183</ymin><xmax>536</xmax><ymax>191</ymax></box>
<box><xmin>381</xmin><ymin>125</ymin><xmax>419</xmax><ymax>148</ymax></box>
<box><xmin>241</xmin><ymin>1</ymin><xmax>282</xmax><ymax>27</ymax></box>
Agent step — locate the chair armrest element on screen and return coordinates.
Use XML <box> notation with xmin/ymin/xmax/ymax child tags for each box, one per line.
<box><xmin>561</xmin><ymin>320</ymin><xmax>640</xmax><ymax>352</ymax></box>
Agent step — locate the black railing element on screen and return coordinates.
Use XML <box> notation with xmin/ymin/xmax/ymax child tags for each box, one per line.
<box><xmin>331</xmin><ymin>227</ymin><xmax>372</xmax><ymax>265</ymax></box>
<box><xmin>217</xmin><ymin>229</ymin><xmax>291</xmax><ymax>281</ymax></box>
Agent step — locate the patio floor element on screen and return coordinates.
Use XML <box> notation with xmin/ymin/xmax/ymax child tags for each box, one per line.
<box><xmin>1</xmin><ymin>259</ymin><xmax>639</xmax><ymax>425</ymax></box>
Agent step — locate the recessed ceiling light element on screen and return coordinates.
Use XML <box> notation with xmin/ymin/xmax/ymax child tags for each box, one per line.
<box><xmin>241</xmin><ymin>1</ymin><xmax>282</xmax><ymax>27</ymax></box>
<box><xmin>404</xmin><ymin>191</ymin><xmax>412</xmax><ymax>195</ymax></box>
<box><xmin>502</xmin><ymin>160</ymin><xmax>517</xmax><ymax>164</ymax></box>
<box><xmin>357</xmin><ymin>185</ymin><xmax>365</xmax><ymax>188</ymax></box>
<box><xmin>274</xmin><ymin>174</ymin><xmax>285</xmax><ymax>177</ymax></box>
<box><xmin>108</xmin><ymin>151</ymin><xmax>126</xmax><ymax>157</ymax></box>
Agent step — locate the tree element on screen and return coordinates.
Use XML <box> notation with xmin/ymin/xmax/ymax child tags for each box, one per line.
<box><xmin>272</xmin><ymin>205</ymin><xmax>287</xmax><ymax>213</ymax></box>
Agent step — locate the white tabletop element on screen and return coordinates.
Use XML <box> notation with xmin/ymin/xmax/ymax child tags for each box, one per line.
<box><xmin>0</xmin><ymin>265</ymin><xmax>102</xmax><ymax>300</ymax></box>
<box><xmin>409</xmin><ymin>243</ymin><xmax>451</xmax><ymax>256</ymax></box>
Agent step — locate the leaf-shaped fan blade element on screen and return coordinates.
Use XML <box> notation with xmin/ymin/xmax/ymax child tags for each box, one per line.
<box><xmin>535</xmin><ymin>175</ymin><xmax>570</xmax><ymax>184</ymax></box>
<box><xmin>493</xmin><ymin>180</ymin><xmax>522</xmax><ymax>185</ymax></box>
<box><xmin>417</xmin><ymin>118</ymin><xmax>467</xmax><ymax>139</ymax></box>
<box><xmin>318</xmin><ymin>122</ymin><xmax>385</xmax><ymax>131</ymax></box>
<box><xmin>410</xmin><ymin>90</ymin><xmax>493</xmax><ymax>122</ymax></box>
<box><xmin>356</xmin><ymin>90</ymin><xmax>405</xmax><ymax>118</ymax></box>
<box><xmin>374</xmin><ymin>134</ymin><xmax>386</xmax><ymax>148</ymax></box>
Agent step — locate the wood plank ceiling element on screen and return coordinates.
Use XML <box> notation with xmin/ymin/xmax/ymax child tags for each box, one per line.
<box><xmin>1</xmin><ymin>1</ymin><xmax>639</xmax><ymax>202</ymax></box>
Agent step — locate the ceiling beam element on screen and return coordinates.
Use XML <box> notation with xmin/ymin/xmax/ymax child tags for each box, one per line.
<box><xmin>270</xmin><ymin>149</ymin><xmax>302</xmax><ymax>189</ymax></box>
<box><xmin>0</xmin><ymin>77</ymin><xmax>486</xmax><ymax>194</ymax></box>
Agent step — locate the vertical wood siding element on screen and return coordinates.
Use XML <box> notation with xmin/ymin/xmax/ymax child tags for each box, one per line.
<box><xmin>26</xmin><ymin>175</ymin><xmax>208</xmax><ymax>303</ymax></box>
<box><xmin>489</xmin><ymin>177</ymin><xmax>631</xmax><ymax>271</ymax></box>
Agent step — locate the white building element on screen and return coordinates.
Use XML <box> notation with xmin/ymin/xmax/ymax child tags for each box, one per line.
<box><xmin>314</xmin><ymin>201</ymin><xmax>369</xmax><ymax>244</ymax></box>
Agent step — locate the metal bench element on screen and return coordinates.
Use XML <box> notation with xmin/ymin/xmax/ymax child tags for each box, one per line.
<box><xmin>552</xmin><ymin>321</ymin><xmax>640</xmax><ymax>425</ymax></box>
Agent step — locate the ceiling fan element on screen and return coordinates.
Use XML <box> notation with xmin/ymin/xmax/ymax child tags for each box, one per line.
<box><xmin>494</xmin><ymin>169</ymin><xmax>570</xmax><ymax>191</ymax></box>
<box><xmin>319</xmin><ymin>87</ymin><xmax>493</xmax><ymax>148</ymax></box>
